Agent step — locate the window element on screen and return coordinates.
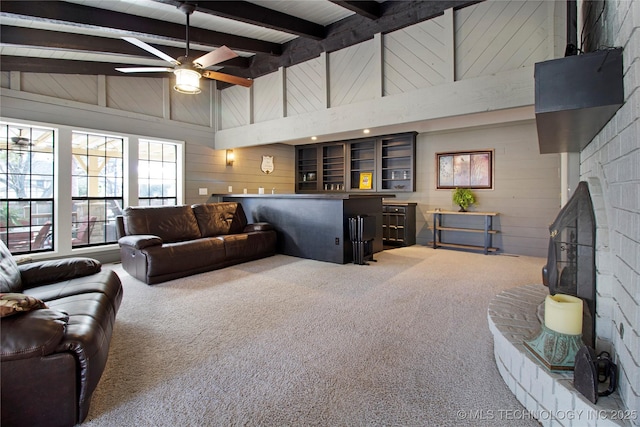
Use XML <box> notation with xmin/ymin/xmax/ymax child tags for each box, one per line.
<box><xmin>0</xmin><ymin>123</ymin><xmax>55</xmax><ymax>254</ymax></box>
<box><xmin>138</xmin><ymin>139</ymin><xmax>178</xmax><ymax>206</ymax></box>
<box><xmin>1</xmin><ymin>119</ymin><xmax>183</xmax><ymax>255</ymax></box>
<box><xmin>71</xmin><ymin>132</ymin><xmax>123</xmax><ymax>247</ymax></box>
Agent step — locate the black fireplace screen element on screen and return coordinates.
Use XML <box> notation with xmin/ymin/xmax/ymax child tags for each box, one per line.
<box><xmin>542</xmin><ymin>181</ymin><xmax>596</xmax><ymax>347</ymax></box>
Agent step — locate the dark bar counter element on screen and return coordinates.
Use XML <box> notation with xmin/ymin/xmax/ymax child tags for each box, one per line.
<box><xmin>216</xmin><ymin>193</ymin><xmax>389</xmax><ymax>264</ymax></box>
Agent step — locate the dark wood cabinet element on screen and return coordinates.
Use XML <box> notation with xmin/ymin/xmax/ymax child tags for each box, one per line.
<box><xmin>382</xmin><ymin>202</ymin><xmax>416</xmax><ymax>246</ymax></box>
<box><xmin>322</xmin><ymin>144</ymin><xmax>346</xmax><ymax>191</ymax></box>
<box><xmin>380</xmin><ymin>135</ymin><xmax>415</xmax><ymax>192</ymax></box>
<box><xmin>297</xmin><ymin>146</ymin><xmax>319</xmax><ymax>193</ymax></box>
<box><xmin>349</xmin><ymin>139</ymin><xmax>376</xmax><ymax>191</ymax></box>
<box><xmin>296</xmin><ymin>132</ymin><xmax>416</xmax><ymax>193</ymax></box>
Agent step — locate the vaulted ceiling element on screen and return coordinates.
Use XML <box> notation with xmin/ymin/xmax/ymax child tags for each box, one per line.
<box><xmin>0</xmin><ymin>0</ymin><xmax>480</xmax><ymax>88</ymax></box>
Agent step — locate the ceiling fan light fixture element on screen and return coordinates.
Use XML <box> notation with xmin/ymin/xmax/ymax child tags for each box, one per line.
<box><xmin>174</xmin><ymin>67</ymin><xmax>201</xmax><ymax>94</ymax></box>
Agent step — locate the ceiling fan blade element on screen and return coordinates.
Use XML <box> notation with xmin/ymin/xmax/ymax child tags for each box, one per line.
<box><xmin>202</xmin><ymin>70</ymin><xmax>253</xmax><ymax>87</ymax></box>
<box><xmin>116</xmin><ymin>67</ymin><xmax>173</xmax><ymax>73</ymax></box>
<box><xmin>122</xmin><ymin>37</ymin><xmax>179</xmax><ymax>65</ymax></box>
<box><xmin>193</xmin><ymin>46</ymin><xmax>238</xmax><ymax>69</ymax></box>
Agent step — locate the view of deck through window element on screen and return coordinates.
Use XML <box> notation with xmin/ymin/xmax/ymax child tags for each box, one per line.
<box><xmin>71</xmin><ymin>132</ymin><xmax>123</xmax><ymax>248</ymax></box>
<box><xmin>0</xmin><ymin>123</ymin><xmax>55</xmax><ymax>254</ymax></box>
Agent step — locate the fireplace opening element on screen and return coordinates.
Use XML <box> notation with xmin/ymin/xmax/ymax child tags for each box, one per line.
<box><xmin>542</xmin><ymin>181</ymin><xmax>596</xmax><ymax>347</ymax></box>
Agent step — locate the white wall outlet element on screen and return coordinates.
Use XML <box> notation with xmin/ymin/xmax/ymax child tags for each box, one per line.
<box><xmin>228</xmin><ymin>186</ymin><xmax>233</xmax><ymax>193</ymax></box>
<box><xmin>198</xmin><ymin>188</ymin><xmax>208</xmax><ymax>196</ymax></box>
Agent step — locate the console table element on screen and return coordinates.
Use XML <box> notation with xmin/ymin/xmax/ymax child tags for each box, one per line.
<box><xmin>428</xmin><ymin>210</ymin><xmax>499</xmax><ymax>255</ymax></box>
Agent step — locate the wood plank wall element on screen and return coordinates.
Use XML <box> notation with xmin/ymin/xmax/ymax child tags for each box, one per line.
<box><xmin>0</xmin><ymin>0</ymin><xmax>563</xmax><ymax>256</ymax></box>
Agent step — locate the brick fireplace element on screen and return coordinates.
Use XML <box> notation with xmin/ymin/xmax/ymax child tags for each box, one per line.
<box><xmin>488</xmin><ymin>178</ymin><xmax>636</xmax><ymax>426</ymax></box>
<box><xmin>488</xmin><ymin>2</ymin><xmax>639</xmax><ymax>424</ymax></box>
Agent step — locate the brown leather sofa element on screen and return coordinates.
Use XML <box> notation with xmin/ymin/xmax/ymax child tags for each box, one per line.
<box><xmin>0</xmin><ymin>241</ymin><xmax>123</xmax><ymax>427</ymax></box>
<box><xmin>116</xmin><ymin>202</ymin><xmax>277</xmax><ymax>284</ymax></box>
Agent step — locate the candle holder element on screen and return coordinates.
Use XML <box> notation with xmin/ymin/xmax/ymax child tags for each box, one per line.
<box><xmin>523</xmin><ymin>324</ymin><xmax>583</xmax><ymax>371</ymax></box>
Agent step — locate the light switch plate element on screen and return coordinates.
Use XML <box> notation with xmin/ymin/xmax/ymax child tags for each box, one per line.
<box><xmin>198</xmin><ymin>188</ymin><xmax>208</xmax><ymax>196</ymax></box>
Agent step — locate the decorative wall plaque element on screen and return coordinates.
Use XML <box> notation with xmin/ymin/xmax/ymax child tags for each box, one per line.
<box><xmin>261</xmin><ymin>155</ymin><xmax>274</xmax><ymax>174</ymax></box>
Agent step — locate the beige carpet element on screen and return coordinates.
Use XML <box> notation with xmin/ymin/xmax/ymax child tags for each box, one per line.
<box><xmin>86</xmin><ymin>246</ymin><xmax>542</xmax><ymax>426</ymax></box>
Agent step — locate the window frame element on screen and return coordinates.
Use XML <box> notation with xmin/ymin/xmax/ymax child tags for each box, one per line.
<box><xmin>1</xmin><ymin>118</ymin><xmax>185</xmax><ymax>257</ymax></box>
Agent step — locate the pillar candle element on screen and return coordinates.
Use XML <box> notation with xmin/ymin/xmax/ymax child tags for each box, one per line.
<box><xmin>544</xmin><ymin>294</ymin><xmax>583</xmax><ymax>335</ymax></box>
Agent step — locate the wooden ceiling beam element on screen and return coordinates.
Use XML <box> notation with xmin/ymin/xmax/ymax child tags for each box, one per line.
<box><xmin>329</xmin><ymin>1</ymin><xmax>382</xmax><ymax>20</ymax></box>
<box><xmin>0</xmin><ymin>26</ymin><xmax>252</xmax><ymax>69</ymax></box>
<box><xmin>0</xmin><ymin>0</ymin><xmax>281</xmax><ymax>55</ymax></box>
<box><xmin>0</xmin><ymin>56</ymin><xmax>252</xmax><ymax>79</ymax></box>
<box><xmin>225</xmin><ymin>0</ymin><xmax>482</xmax><ymax>83</ymax></box>
<box><xmin>151</xmin><ymin>0</ymin><xmax>326</xmax><ymax>40</ymax></box>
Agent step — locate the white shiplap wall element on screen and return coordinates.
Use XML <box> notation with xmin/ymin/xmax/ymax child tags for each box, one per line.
<box><xmin>253</xmin><ymin>71</ymin><xmax>283</xmax><ymax>123</ymax></box>
<box><xmin>170</xmin><ymin>80</ymin><xmax>212</xmax><ymax>127</ymax></box>
<box><xmin>384</xmin><ymin>11</ymin><xmax>452</xmax><ymax>95</ymax></box>
<box><xmin>220</xmin><ymin>84</ymin><xmax>249</xmax><ymax>129</ymax></box>
<box><xmin>21</xmin><ymin>73</ymin><xmax>99</xmax><ymax>105</ymax></box>
<box><xmin>106</xmin><ymin>75</ymin><xmax>164</xmax><ymax>118</ymax></box>
<box><xmin>216</xmin><ymin>0</ymin><xmax>563</xmax><ymax>141</ymax></box>
<box><xmin>329</xmin><ymin>39</ymin><xmax>378</xmax><ymax>107</ymax></box>
<box><xmin>455</xmin><ymin>0</ymin><xmax>550</xmax><ymax>80</ymax></box>
<box><xmin>286</xmin><ymin>56</ymin><xmax>326</xmax><ymax>116</ymax></box>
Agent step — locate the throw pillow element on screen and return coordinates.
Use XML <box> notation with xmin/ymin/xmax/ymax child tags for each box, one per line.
<box><xmin>0</xmin><ymin>293</ymin><xmax>48</xmax><ymax>317</ymax></box>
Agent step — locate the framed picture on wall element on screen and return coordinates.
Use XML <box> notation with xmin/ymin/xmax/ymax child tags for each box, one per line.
<box><xmin>436</xmin><ymin>150</ymin><xmax>493</xmax><ymax>189</ymax></box>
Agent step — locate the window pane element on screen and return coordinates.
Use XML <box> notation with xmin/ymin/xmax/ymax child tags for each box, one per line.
<box><xmin>1</xmin><ymin>122</ymin><xmax>55</xmax><ymax>254</ymax></box>
<box><xmin>149</xmin><ymin>142</ymin><xmax>163</xmax><ymax>162</ymax></box>
<box><xmin>163</xmin><ymin>145</ymin><xmax>176</xmax><ymax>162</ymax></box>
<box><xmin>138</xmin><ymin>139</ymin><xmax>179</xmax><ymax>207</ymax></box>
<box><xmin>163</xmin><ymin>181</ymin><xmax>176</xmax><ymax>197</ymax></box>
<box><xmin>72</xmin><ymin>131</ymin><xmax>123</xmax><ymax>248</ymax></box>
<box><xmin>148</xmin><ymin>161</ymin><xmax>163</xmax><ymax>177</ymax></box>
<box><xmin>162</xmin><ymin>163</ymin><xmax>176</xmax><ymax>179</ymax></box>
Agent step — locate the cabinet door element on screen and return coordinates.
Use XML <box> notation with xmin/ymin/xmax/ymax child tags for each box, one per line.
<box><xmin>322</xmin><ymin>144</ymin><xmax>345</xmax><ymax>191</ymax></box>
<box><xmin>296</xmin><ymin>146</ymin><xmax>319</xmax><ymax>192</ymax></box>
<box><xmin>379</xmin><ymin>133</ymin><xmax>416</xmax><ymax>192</ymax></box>
<box><xmin>349</xmin><ymin>139</ymin><xmax>376</xmax><ymax>191</ymax></box>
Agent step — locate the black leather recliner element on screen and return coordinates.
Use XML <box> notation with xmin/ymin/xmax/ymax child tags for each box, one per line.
<box><xmin>0</xmin><ymin>241</ymin><xmax>123</xmax><ymax>427</ymax></box>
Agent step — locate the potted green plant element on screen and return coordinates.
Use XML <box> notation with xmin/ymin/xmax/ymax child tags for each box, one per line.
<box><xmin>452</xmin><ymin>188</ymin><xmax>476</xmax><ymax>212</ymax></box>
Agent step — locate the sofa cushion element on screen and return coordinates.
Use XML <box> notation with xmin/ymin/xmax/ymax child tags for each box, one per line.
<box><xmin>123</xmin><ymin>205</ymin><xmax>201</xmax><ymax>243</ymax></box>
<box><xmin>0</xmin><ymin>241</ymin><xmax>22</xmax><ymax>293</ymax></box>
<box><xmin>19</xmin><ymin>258</ymin><xmax>101</xmax><ymax>290</ymax></box>
<box><xmin>25</xmin><ymin>270</ymin><xmax>124</xmax><ymax>314</ymax></box>
<box><xmin>142</xmin><ymin>238</ymin><xmax>226</xmax><ymax>278</ymax></box>
<box><xmin>1</xmin><ymin>309</ymin><xmax>68</xmax><ymax>361</ymax></box>
<box><xmin>192</xmin><ymin>202</ymin><xmax>248</xmax><ymax>237</ymax></box>
<box><xmin>0</xmin><ymin>293</ymin><xmax>48</xmax><ymax>318</ymax></box>
<box><xmin>219</xmin><ymin>230</ymin><xmax>277</xmax><ymax>260</ymax></box>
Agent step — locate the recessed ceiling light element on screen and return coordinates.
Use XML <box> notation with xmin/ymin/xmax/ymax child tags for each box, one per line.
<box><xmin>363</xmin><ymin>129</ymin><xmax>370</xmax><ymax>134</ymax></box>
<box><xmin>311</xmin><ymin>136</ymin><xmax>317</xmax><ymax>141</ymax></box>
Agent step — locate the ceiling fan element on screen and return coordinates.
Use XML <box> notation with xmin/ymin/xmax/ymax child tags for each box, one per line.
<box><xmin>116</xmin><ymin>2</ymin><xmax>252</xmax><ymax>92</ymax></box>
<box><xmin>10</xmin><ymin>129</ymin><xmax>32</xmax><ymax>146</ymax></box>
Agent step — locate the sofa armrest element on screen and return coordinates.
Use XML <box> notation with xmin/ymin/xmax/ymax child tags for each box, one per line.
<box><xmin>19</xmin><ymin>258</ymin><xmax>102</xmax><ymax>290</ymax></box>
<box><xmin>244</xmin><ymin>222</ymin><xmax>274</xmax><ymax>232</ymax></box>
<box><xmin>0</xmin><ymin>309</ymin><xmax>69</xmax><ymax>361</ymax></box>
<box><xmin>118</xmin><ymin>234</ymin><xmax>163</xmax><ymax>250</ymax></box>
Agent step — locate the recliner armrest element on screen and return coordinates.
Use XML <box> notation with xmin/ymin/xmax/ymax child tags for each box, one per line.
<box><xmin>0</xmin><ymin>309</ymin><xmax>69</xmax><ymax>361</ymax></box>
<box><xmin>19</xmin><ymin>258</ymin><xmax>102</xmax><ymax>289</ymax></box>
<box><xmin>243</xmin><ymin>222</ymin><xmax>274</xmax><ymax>232</ymax></box>
<box><xmin>118</xmin><ymin>234</ymin><xmax>163</xmax><ymax>249</ymax></box>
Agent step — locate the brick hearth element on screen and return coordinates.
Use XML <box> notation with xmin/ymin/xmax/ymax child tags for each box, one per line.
<box><xmin>487</xmin><ymin>284</ymin><xmax>632</xmax><ymax>427</ymax></box>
